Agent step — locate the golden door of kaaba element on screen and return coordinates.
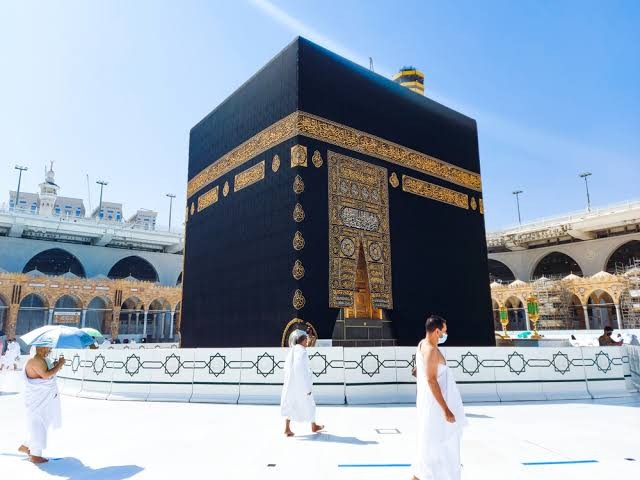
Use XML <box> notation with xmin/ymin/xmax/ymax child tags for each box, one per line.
<box><xmin>328</xmin><ymin>151</ymin><xmax>393</xmax><ymax>319</ymax></box>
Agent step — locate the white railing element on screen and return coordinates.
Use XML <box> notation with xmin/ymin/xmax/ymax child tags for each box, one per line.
<box><xmin>487</xmin><ymin>198</ymin><xmax>640</xmax><ymax>240</ymax></box>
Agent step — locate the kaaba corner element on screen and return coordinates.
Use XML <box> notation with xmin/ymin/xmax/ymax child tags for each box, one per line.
<box><xmin>181</xmin><ymin>37</ymin><xmax>494</xmax><ymax>348</ymax></box>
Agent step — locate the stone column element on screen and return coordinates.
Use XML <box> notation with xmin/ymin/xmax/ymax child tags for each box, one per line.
<box><xmin>48</xmin><ymin>309</ymin><xmax>54</xmax><ymax>325</ymax></box>
<box><xmin>6</xmin><ymin>306</ymin><xmax>18</xmax><ymax>339</ymax></box>
<box><xmin>582</xmin><ymin>305</ymin><xmax>591</xmax><ymax>330</ymax></box>
<box><xmin>111</xmin><ymin>307</ymin><xmax>121</xmax><ymax>339</ymax></box>
<box><xmin>81</xmin><ymin>309</ymin><xmax>87</xmax><ymax>328</ymax></box>
<box><xmin>524</xmin><ymin>308</ymin><xmax>531</xmax><ymax>331</ymax></box>
<box><xmin>142</xmin><ymin>310</ymin><xmax>148</xmax><ymax>339</ymax></box>
<box><xmin>169</xmin><ymin>311</ymin><xmax>175</xmax><ymax>340</ymax></box>
<box><xmin>614</xmin><ymin>304</ymin><xmax>623</xmax><ymax>329</ymax></box>
<box><xmin>135</xmin><ymin>311</ymin><xmax>140</xmax><ymax>336</ymax></box>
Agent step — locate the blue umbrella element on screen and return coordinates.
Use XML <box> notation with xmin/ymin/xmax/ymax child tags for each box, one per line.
<box><xmin>19</xmin><ymin>325</ymin><xmax>95</xmax><ymax>350</ymax></box>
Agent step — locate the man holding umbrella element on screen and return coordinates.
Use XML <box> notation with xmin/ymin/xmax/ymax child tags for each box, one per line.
<box><xmin>18</xmin><ymin>341</ymin><xmax>65</xmax><ymax>463</ymax></box>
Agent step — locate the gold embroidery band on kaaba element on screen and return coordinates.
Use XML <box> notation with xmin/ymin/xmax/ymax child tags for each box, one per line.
<box><xmin>187</xmin><ymin>111</ymin><xmax>482</xmax><ymax>198</ymax></box>
<box><xmin>234</xmin><ymin>160</ymin><xmax>265</xmax><ymax>193</ymax></box>
<box><xmin>197</xmin><ymin>185</ymin><xmax>219</xmax><ymax>212</ymax></box>
<box><xmin>402</xmin><ymin>174</ymin><xmax>469</xmax><ymax>210</ymax></box>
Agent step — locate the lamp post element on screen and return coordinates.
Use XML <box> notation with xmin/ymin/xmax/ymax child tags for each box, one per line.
<box><xmin>512</xmin><ymin>190</ymin><xmax>523</xmax><ymax>225</ymax></box>
<box><xmin>579</xmin><ymin>172</ymin><xmax>592</xmax><ymax>212</ymax></box>
<box><xmin>14</xmin><ymin>165</ymin><xmax>28</xmax><ymax>212</ymax></box>
<box><xmin>166</xmin><ymin>193</ymin><xmax>175</xmax><ymax>232</ymax></box>
<box><xmin>96</xmin><ymin>180</ymin><xmax>108</xmax><ymax>220</ymax></box>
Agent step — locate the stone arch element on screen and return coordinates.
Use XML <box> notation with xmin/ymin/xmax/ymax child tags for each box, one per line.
<box><xmin>531</xmin><ymin>251</ymin><xmax>583</xmax><ymax>280</ymax></box>
<box><xmin>605</xmin><ymin>239</ymin><xmax>640</xmax><ymax>273</ymax></box>
<box><xmin>587</xmin><ymin>289</ymin><xmax>616</xmax><ymax>331</ymax></box>
<box><xmin>504</xmin><ymin>296</ymin><xmax>527</xmax><ymax>331</ymax></box>
<box><xmin>568</xmin><ymin>293</ymin><xmax>587</xmax><ymax>330</ymax></box>
<box><xmin>52</xmin><ymin>294</ymin><xmax>83</xmax><ymax>327</ymax></box>
<box><xmin>176</xmin><ymin>272</ymin><xmax>182</xmax><ymax>286</ymax></box>
<box><xmin>488</xmin><ymin>259</ymin><xmax>516</xmax><ymax>283</ymax></box>
<box><xmin>22</xmin><ymin>248</ymin><xmax>86</xmax><ymax>277</ymax></box>
<box><xmin>108</xmin><ymin>256</ymin><xmax>159</xmax><ymax>283</ymax></box>
<box><xmin>118</xmin><ymin>296</ymin><xmax>145</xmax><ymax>339</ymax></box>
<box><xmin>148</xmin><ymin>298</ymin><xmax>172</xmax><ymax>342</ymax></box>
<box><xmin>16</xmin><ymin>293</ymin><xmax>49</xmax><ymax>336</ymax></box>
<box><xmin>85</xmin><ymin>296</ymin><xmax>113</xmax><ymax>334</ymax></box>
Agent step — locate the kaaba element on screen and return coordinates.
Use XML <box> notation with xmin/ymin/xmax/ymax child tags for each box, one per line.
<box><xmin>182</xmin><ymin>37</ymin><xmax>494</xmax><ymax>348</ymax></box>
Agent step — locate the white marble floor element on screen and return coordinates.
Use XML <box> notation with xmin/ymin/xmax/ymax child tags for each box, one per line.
<box><xmin>1</xmin><ymin>371</ymin><xmax>639</xmax><ymax>480</ymax></box>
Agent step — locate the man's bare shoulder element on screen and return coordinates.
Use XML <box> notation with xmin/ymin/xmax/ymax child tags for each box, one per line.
<box><xmin>25</xmin><ymin>356</ymin><xmax>46</xmax><ymax>378</ymax></box>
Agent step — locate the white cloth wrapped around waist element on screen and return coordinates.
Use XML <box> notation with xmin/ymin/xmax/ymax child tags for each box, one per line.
<box><xmin>23</xmin><ymin>367</ymin><xmax>62</xmax><ymax>431</ymax></box>
<box><xmin>280</xmin><ymin>345</ymin><xmax>316</xmax><ymax>423</ymax></box>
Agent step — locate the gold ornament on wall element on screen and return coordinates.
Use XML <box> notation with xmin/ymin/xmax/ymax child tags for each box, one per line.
<box><xmin>190</xmin><ymin>202</ymin><xmax>195</xmax><ymax>216</ymax></box>
<box><xmin>293</xmin><ymin>289</ymin><xmax>306</xmax><ymax>310</ymax></box>
<box><xmin>470</xmin><ymin>197</ymin><xmax>477</xmax><ymax>210</ymax></box>
<box><xmin>234</xmin><ymin>160</ymin><xmax>265</xmax><ymax>192</ymax></box>
<box><xmin>292</xmin><ymin>260</ymin><xmax>305</xmax><ymax>280</ymax></box>
<box><xmin>223</xmin><ymin>181</ymin><xmax>230</xmax><ymax>197</ymax></box>
<box><xmin>272</xmin><ymin>154</ymin><xmax>280</xmax><ymax>172</ymax></box>
<box><xmin>389</xmin><ymin>172</ymin><xmax>399</xmax><ymax>188</ymax></box>
<box><xmin>293</xmin><ymin>175</ymin><xmax>305</xmax><ymax>194</ymax></box>
<box><xmin>312</xmin><ymin>150</ymin><xmax>323</xmax><ymax>168</ymax></box>
<box><xmin>291</xmin><ymin>144</ymin><xmax>308</xmax><ymax>168</ymax></box>
<box><xmin>479</xmin><ymin>198</ymin><xmax>484</xmax><ymax>214</ymax></box>
<box><xmin>293</xmin><ymin>231</ymin><xmax>305</xmax><ymax>251</ymax></box>
<box><xmin>402</xmin><ymin>174</ymin><xmax>469</xmax><ymax>210</ymax></box>
<box><xmin>293</xmin><ymin>203</ymin><xmax>305</xmax><ymax>222</ymax></box>
<box><xmin>197</xmin><ymin>185</ymin><xmax>219</xmax><ymax>212</ymax></box>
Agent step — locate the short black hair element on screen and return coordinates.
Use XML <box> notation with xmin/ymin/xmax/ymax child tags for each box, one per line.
<box><xmin>425</xmin><ymin>315</ymin><xmax>446</xmax><ymax>333</ymax></box>
<box><xmin>604</xmin><ymin>326</ymin><xmax>614</xmax><ymax>332</ymax></box>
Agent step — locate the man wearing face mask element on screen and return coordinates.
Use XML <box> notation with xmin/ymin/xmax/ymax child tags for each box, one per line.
<box><xmin>17</xmin><ymin>342</ymin><xmax>64</xmax><ymax>464</ymax></box>
<box><xmin>598</xmin><ymin>326</ymin><xmax>624</xmax><ymax>346</ymax></box>
<box><xmin>412</xmin><ymin>315</ymin><xmax>467</xmax><ymax>480</ymax></box>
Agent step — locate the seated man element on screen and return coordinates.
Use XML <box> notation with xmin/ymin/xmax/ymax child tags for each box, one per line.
<box><xmin>598</xmin><ymin>326</ymin><xmax>624</xmax><ymax>346</ymax></box>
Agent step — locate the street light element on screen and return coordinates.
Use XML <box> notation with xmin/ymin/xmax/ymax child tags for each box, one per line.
<box><xmin>14</xmin><ymin>165</ymin><xmax>28</xmax><ymax>212</ymax></box>
<box><xmin>579</xmin><ymin>172</ymin><xmax>592</xmax><ymax>212</ymax></box>
<box><xmin>512</xmin><ymin>190</ymin><xmax>523</xmax><ymax>225</ymax></box>
<box><xmin>96</xmin><ymin>180</ymin><xmax>108</xmax><ymax>220</ymax></box>
<box><xmin>166</xmin><ymin>193</ymin><xmax>176</xmax><ymax>231</ymax></box>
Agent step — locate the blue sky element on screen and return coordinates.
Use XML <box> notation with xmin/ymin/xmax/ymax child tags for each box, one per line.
<box><xmin>1</xmin><ymin>0</ymin><xmax>638</xmax><ymax>230</ymax></box>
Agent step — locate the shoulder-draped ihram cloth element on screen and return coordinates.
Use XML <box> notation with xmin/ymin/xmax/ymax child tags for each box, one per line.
<box><xmin>280</xmin><ymin>344</ymin><xmax>316</xmax><ymax>422</ymax></box>
<box><xmin>413</xmin><ymin>345</ymin><xmax>468</xmax><ymax>480</ymax></box>
<box><xmin>23</xmin><ymin>366</ymin><xmax>62</xmax><ymax>457</ymax></box>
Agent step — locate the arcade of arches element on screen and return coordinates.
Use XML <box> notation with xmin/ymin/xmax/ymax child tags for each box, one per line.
<box><xmin>0</xmin><ymin>272</ymin><xmax>181</xmax><ymax>341</ymax></box>
<box><xmin>491</xmin><ymin>269</ymin><xmax>640</xmax><ymax>331</ymax></box>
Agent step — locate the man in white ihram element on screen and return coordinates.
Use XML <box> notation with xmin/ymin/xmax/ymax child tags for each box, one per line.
<box><xmin>412</xmin><ymin>315</ymin><xmax>467</xmax><ymax>480</ymax></box>
<box><xmin>18</xmin><ymin>341</ymin><xmax>65</xmax><ymax>463</ymax></box>
<box><xmin>0</xmin><ymin>338</ymin><xmax>21</xmax><ymax>371</ymax></box>
<box><xmin>280</xmin><ymin>329</ymin><xmax>324</xmax><ymax>437</ymax></box>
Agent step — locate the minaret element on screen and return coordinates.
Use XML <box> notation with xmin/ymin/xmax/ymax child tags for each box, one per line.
<box><xmin>392</xmin><ymin>66</ymin><xmax>425</xmax><ymax>95</ymax></box>
<box><xmin>38</xmin><ymin>161</ymin><xmax>60</xmax><ymax>216</ymax></box>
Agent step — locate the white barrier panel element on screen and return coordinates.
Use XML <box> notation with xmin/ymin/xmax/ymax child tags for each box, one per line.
<box><xmin>444</xmin><ymin>347</ymin><xmax>500</xmax><ymax>403</ymax></box>
<box><xmin>627</xmin><ymin>345</ymin><xmax>640</xmax><ymax>391</ymax></box>
<box><xmin>309</xmin><ymin>347</ymin><xmax>345</xmax><ymax>405</ymax></box>
<box><xmin>395</xmin><ymin>347</ymin><xmax>416</xmax><ymax>403</ymax></box>
<box><xmin>495</xmin><ymin>347</ymin><xmax>589</xmax><ymax>401</ymax></box>
<box><xmin>58</xmin><ymin>349</ymin><xmax>84</xmax><ymax>396</ymax></box>
<box><xmin>78</xmin><ymin>349</ymin><xmax>114</xmax><ymax>400</ymax></box>
<box><xmin>191</xmin><ymin>348</ymin><xmax>241</xmax><ymax>404</ymax></box>
<box><xmin>147</xmin><ymin>349</ymin><xmax>195</xmax><ymax>402</ymax></box>
<box><xmin>108</xmin><ymin>349</ymin><xmax>153</xmax><ymax>401</ymax></box>
<box><xmin>344</xmin><ymin>347</ymin><xmax>397</xmax><ymax>404</ymax></box>
<box><xmin>238</xmin><ymin>348</ymin><xmax>287</xmax><ymax>404</ymax></box>
<box><xmin>581</xmin><ymin>347</ymin><xmax>628</xmax><ymax>398</ymax></box>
